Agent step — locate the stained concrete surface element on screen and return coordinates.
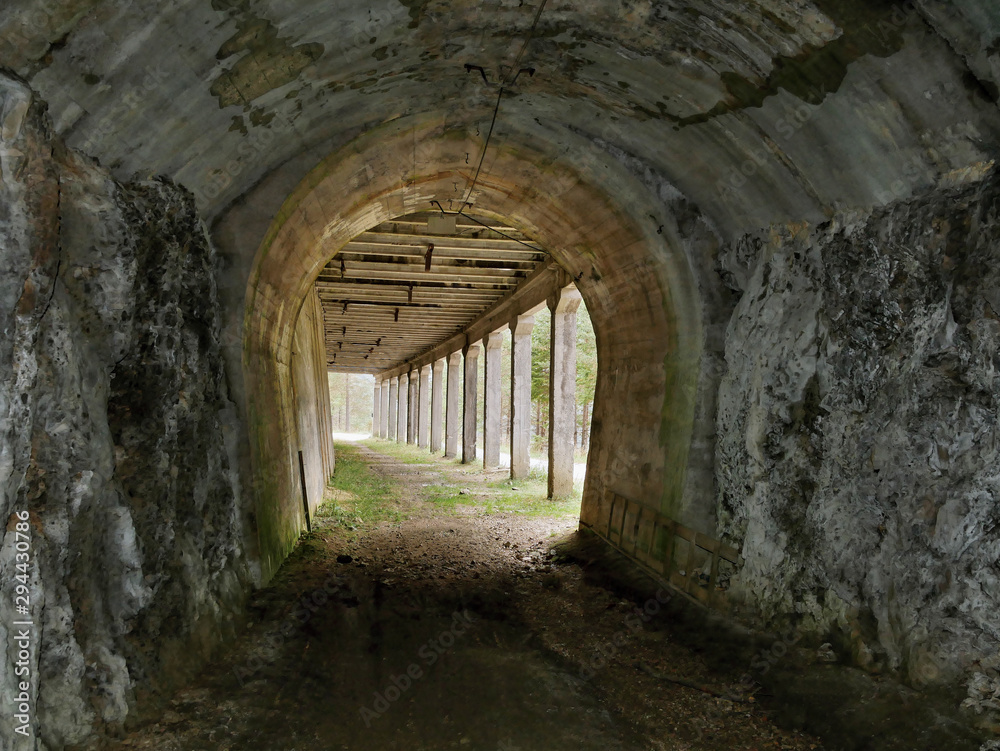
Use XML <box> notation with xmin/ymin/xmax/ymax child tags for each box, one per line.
<box><xmin>0</xmin><ymin>78</ymin><xmax>252</xmax><ymax>750</ymax></box>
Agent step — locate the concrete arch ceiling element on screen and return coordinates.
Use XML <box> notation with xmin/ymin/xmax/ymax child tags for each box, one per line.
<box><xmin>3</xmin><ymin>0</ymin><xmax>999</xmax><ymax>244</ymax></box>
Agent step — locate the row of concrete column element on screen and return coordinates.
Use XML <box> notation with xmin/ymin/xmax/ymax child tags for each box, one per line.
<box><xmin>371</xmin><ymin>286</ymin><xmax>583</xmax><ymax>497</ymax></box>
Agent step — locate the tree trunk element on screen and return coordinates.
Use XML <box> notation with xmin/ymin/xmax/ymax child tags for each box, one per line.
<box><xmin>344</xmin><ymin>373</ymin><xmax>351</xmax><ymax>433</ymax></box>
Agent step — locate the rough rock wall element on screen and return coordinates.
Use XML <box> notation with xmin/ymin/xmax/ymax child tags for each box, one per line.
<box><xmin>717</xmin><ymin>171</ymin><xmax>1000</xmax><ymax>692</ymax></box>
<box><xmin>0</xmin><ymin>74</ymin><xmax>250</xmax><ymax>749</ymax></box>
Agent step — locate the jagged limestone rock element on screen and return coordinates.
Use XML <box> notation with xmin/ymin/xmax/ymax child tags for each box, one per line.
<box><xmin>718</xmin><ymin>173</ymin><xmax>1000</xmax><ymax>696</ymax></box>
<box><xmin>0</xmin><ymin>72</ymin><xmax>250</xmax><ymax>750</ymax></box>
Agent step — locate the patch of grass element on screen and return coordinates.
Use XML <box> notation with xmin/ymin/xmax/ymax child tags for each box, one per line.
<box><xmin>360</xmin><ymin>437</ymin><xmax>450</xmax><ymax>465</ymax></box>
<box><xmin>315</xmin><ymin>442</ymin><xmax>406</xmax><ymax>530</ymax></box>
<box><xmin>486</xmin><ymin>467</ymin><xmax>549</xmax><ymax>488</ymax></box>
<box><xmin>423</xmin><ymin>469</ymin><xmax>581</xmax><ymax>518</ymax></box>
<box><xmin>423</xmin><ymin>485</ymin><xmax>468</xmax><ymax>511</ymax></box>
<box><xmin>487</xmin><ymin>479</ymin><xmax>582</xmax><ymax>518</ymax></box>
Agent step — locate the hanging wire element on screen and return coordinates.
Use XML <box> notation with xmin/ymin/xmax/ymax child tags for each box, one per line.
<box><xmin>462</xmin><ymin>211</ymin><xmax>546</xmax><ymax>253</ymax></box>
<box><xmin>461</xmin><ymin>84</ymin><xmax>504</xmax><ymax>208</ymax></box>
<box><xmin>431</xmin><ymin>200</ymin><xmax>544</xmax><ymax>253</ymax></box>
<box><xmin>504</xmin><ymin>0</ymin><xmax>548</xmax><ymax>86</ymax></box>
<box><xmin>459</xmin><ymin>0</ymin><xmax>548</xmax><ymax>208</ymax></box>
<box><xmin>424</xmin><ymin>2</ymin><xmax>551</xmax><ymax>255</ymax></box>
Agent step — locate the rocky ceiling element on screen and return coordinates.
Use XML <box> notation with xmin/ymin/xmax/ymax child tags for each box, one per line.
<box><xmin>3</xmin><ymin>0</ymin><xmax>1000</xmax><ymax>248</ymax></box>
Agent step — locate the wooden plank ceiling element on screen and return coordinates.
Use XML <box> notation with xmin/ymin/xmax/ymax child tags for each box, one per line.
<box><xmin>316</xmin><ymin>211</ymin><xmax>547</xmax><ymax>373</ymax></box>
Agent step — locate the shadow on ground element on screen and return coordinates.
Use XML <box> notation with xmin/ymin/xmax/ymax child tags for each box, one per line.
<box><xmin>79</xmin><ymin>440</ymin><xmax>982</xmax><ymax>750</ymax></box>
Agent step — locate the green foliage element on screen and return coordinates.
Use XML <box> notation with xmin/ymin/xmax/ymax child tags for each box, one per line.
<box><xmin>529</xmin><ymin>303</ymin><xmax>596</xmax><ymax>407</ymax></box>
<box><xmin>576</xmin><ymin>304</ymin><xmax>597</xmax><ymax>404</ymax></box>
<box><xmin>528</xmin><ymin>301</ymin><xmax>596</xmax><ymax>449</ymax></box>
<box><xmin>328</xmin><ymin>373</ymin><xmax>375</xmax><ymax>432</ymax></box>
<box><xmin>422</xmin><ymin>470</ymin><xmax>581</xmax><ymax>518</ymax></box>
<box><xmin>531</xmin><ymin>307</ymin><xmax>551</xmax><ymax>404</ymax></box>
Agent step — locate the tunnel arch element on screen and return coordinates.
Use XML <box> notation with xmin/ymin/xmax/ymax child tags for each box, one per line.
<box><xmin>242</xmin><ymin>113</ymin><xmax>709</xmax><ymax>581</ymax></box>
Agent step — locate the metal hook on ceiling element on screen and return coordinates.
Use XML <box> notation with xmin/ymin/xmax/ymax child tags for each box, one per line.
<box><xmin>464</xmin><ymin>63</ymin><xmax>489</xmax><ymax>85</ymax></box>
<box><xmin>509</xmin><ymin>67</ymin><xmax>535</xmax><ymax>85</ymax></box>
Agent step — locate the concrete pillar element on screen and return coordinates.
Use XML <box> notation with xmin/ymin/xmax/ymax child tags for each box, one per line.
<box><xmin>509</xmin><ymin>314</ymin><xmax>534</xmax><ymax>480</ymax></box>
<box><xmin>388</xmin><ymin>377</ymin><xmax>398</xmax><ymax>440</ymax></box>
<box><xmin>430</xmin><ymin>358</ymin><xmax>444</xmax><ymax>453</ymax></box>
<box><xmin>445</xmin><ymin>351</ymin><xmax>461</xmax><ymax>458</ymax></box>
<box><xmin>380</xmin><ymin>379</ymin><xmax>389</xmax><ymax>438</ymax></box>
<box><xmin>462</xmin><ymin>341</ymin><xmax>481</xmax><ymax>464</ymax></box>
<box><xmin>397</xmin><ymin>372</ymin><xmax>408</xmax><ymax>444</ymax></box>
<box><xmin>418</xmin><ymin>364</ymin><xmax>431</xmax><ymax>449</ymax></box>
<box><xmin>407</xmin><ymin>370</ymin><xmax>418</xmax><ymax>444</ymax></box>
<box><xmin>483</xmin><ymin>330</ymin><xmax>504</xmax><ymax>469</ymax></box>
<box><xmin>548</xmin><ymin>286</ymin><xmax>583</xmax><ymax>498</ymax></box>
<box><xmin>372</xmin><ymin>378</ymin><xmax>381</xmax><ymax>438</ymax></box>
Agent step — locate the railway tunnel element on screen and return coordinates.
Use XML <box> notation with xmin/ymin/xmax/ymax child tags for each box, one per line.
<box><xmin>3</xmin><ymin>0</ymin><xmax>1000</xmax><ymax>748</ymax></box>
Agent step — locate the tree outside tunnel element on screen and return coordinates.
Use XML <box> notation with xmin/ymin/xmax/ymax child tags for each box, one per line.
<box><xmin>327</xmin><ymin>372</ymin><xmax>375</xmax><ymax>434</ymax></box>
<box><xmin>528</xmin><ymin>303</ymin><xmax>597</xmax><ymax>460</ymax></box>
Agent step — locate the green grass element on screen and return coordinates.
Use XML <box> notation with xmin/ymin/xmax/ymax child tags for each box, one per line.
<box><xmin>424</xmin><ymin>469</ymin><xmax>581</xmax><ymax>518</ymax></box>
<box><xmin>315</xmin><ymin>442</ymin><xmax>407</xmax><ymax>529</ymax></box>
<box><xmin>359</xmin><ymin>437</ymin><xmax>454</xmax><ymax>466</ymax></box>
<box><xmin>336</xmin><ymin>438</ymin><xmax>582</xmax><ymax>521</ymax></box>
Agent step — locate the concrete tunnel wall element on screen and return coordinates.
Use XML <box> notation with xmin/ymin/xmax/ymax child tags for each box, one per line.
<box><xmin>290</xmin><ymin>287</ymin><xmax>336</xmax><ymax>523</ymax></box>
<box><xmin>242</xmin><ymin>114</ymin><xmax>711</xmax><ymax>584</ymax></box>
<box><xmin>243</xmin><ymin>290</ymin><xmax>335</xmax><ymax>579</ymax></box>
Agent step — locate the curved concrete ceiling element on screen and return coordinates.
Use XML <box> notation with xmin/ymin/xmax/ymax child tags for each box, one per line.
<box><xmin>3</xmin><ymin>0</ymin><xmax>1000</xmax><ymax>247</ymax></box>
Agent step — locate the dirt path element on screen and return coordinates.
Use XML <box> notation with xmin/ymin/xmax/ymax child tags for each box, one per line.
<box><xmin>94</xmin><ymin>440</ymin><xmax>823</xmax><ymax>751</ymax></box>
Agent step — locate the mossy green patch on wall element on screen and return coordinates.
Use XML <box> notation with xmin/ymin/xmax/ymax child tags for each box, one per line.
<box><xmin>211</xmin><ymin>1</ymin><xmax>324</xmax><ymax>108</ymax></box>
<box><xmin>675</xmin><ymin>0</ymin><xmax>912</xmax><ymax>127</ymax></box>
<box><xmin>247</xmin><ymin>390</ymin><xmax>302</xmax><ymax>583</ymax></box>
<box><xmin>658</xmin><ymin>346</ymin><xmax>698</xmax><ymax>521</ymax></box>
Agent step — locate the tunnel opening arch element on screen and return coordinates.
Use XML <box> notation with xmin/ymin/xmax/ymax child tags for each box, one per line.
<box><xmin>242</xmin><ymin>114</ymin><xmax>712</xmax><ymax>583</ymax></box>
